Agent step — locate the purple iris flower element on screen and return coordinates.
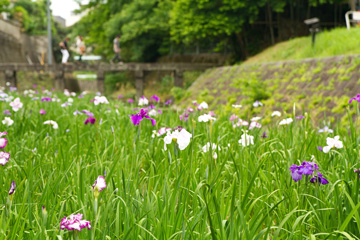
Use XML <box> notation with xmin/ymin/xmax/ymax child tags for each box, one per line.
<box><xmin>349</xmin><ymin>94</ymin><xmax>360</xmax><ymax>104</ymax></box>
<box><xmin>165</xmin><ymin>100</ymin><xmax>172</xmax><ymax>105</ymax></box>
<box><xmin>148</xmin><ymin>104</ymin><xmax>156</xmax><ymax>109</ymax></box>
<box><xmin>289</xmin><ymin>165</ymin><xmax>303</xmax><ymax>182</ymax></box>
<box><xmin>317</xmin><ymin>146</ymin><xmax>323</xmax><ymax>151</ymax></box>
<box><xmin>130</xmin><ymin>109</ymin><xmax>156</xmax><ymax>126</ymax></box>
<box><xmin>41</xmin><ymin>97</ymin><xmax>52</xmax><ymax>102</ymax></box>
<box><xmin>150</xmin><ymin>95</ymin><xmax>160</xmax><ymax>102</ymax></box>
<box><xmin>157</xmin><ymin>110</ymin><xmax>162</xmax><ymax>114</ymax></box>
<box><xmin>9</xmin><ymin>87</ymin><xmax>17</xmax><ymax>92</ymax></box>
<box><xmin>3</xmin><ymin>110</ymin><xmax>11</xmax><ymax>116</ymax></box>
<box><xmin>33</xmin><ymin>84</ymin><xmax>37</xmax><ymax>88</ymax></box>
<box><xmin>261</xmin><ymin>132</ymin><xmax>268</xmax><ymax>138</ymax></box>
<box><xmin>82</xmin><ymin>110</ymin><xmax>94</xmax><ymax>117</ymax></box>
<box><xmin>128</xmin><ymin>99</ymin><xmax>134</xmax><ymax>104</ymax></box>
<box><xmin>9</xmin><ymin>181</ymin><xmax>15</xmax><ymax>195</ymax></box>
<box><xmin>73</xmin><ymin>110</ymin><xmax>83</xmax><ymax>116</ymax></box>
<box><xmin>84</xmin><ymin>117</ymin><xmax>96</xmax><ymax>125</ymax></box>
<box><xmin>78</xmin><ymin>95</ymin><xmax>84</xmax><ymax>99</ymax></box>
<box><xmin>318</xmin><ymin>126</ymin><xmax>333</xmax><ymax>133</ymax></box>
<box><xmin>296</xmin><ymin>115</ymin><xmax>305</xmax><ymax>119</ymax></box>
<box><xmin>310</xmin><ymin>172</ymin><xmax>329</xmax><ymax>185</ymax></box>
<box><xmin>289</xmin><ymin>161</ymin><xmax>319</xmax><ymax>182</ymax></box>
<box><xmin>118</xmin><ymin>94</ymin><xmax>123</xmax><ymax>99</ymax></box>
<box><xmin>298</xmin><ymin>161</ymin><xmax>319</xmax><ymax>175</ymax></box>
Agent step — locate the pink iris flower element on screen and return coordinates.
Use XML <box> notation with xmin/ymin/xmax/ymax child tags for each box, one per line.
<box><xmin>60</xmin><ymin>213</ymin><xmax>91</xmax><ymax>231</ymax></box>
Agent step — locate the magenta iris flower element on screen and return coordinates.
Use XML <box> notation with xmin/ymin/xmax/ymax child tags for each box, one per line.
<box><xmin>118</xmin><ymin>94</ymin><xmax>123</xmax><ymax>99</ymax></box>
<box><xmin>349</xmin><ymin>94</ymin><xmax>360</xmax><ymax>104</ymax></box>
<box><xmin>150</xmin><ymin>95</ymin><xmax>160</xmax><ymax>102</ymax></box>
<box><xmin>310</xmin><ymin>172</ymin><xmax>329</xmax><ymax>185</ymax></box>
<box><xmin>41</xmin><ymin>97</ymin><xmax>52</xmax><ymax>102</ymax></box>
<box><xmin>84</xmin><ymin>117</ymin><xmax>96</xmax><ymax>125</ymax></box>
<box><xmin>148</xmin><ymin>104</ymin><xmax>156</xmax><ymax>109</ymax></box>
<box><xmin>165</xmin><ymin>100</ymin><xmax>172</xmax><ymax>105</ymax></box>
<box><xmin>128</xmin><ymin>98</ymin><xmax>134</xmax><ymax>103</ymax></box>
<box><xmin>9</xmin><ymin>181</ymin><xmax>15</xmax><ymax>195</ymax></box>
<box><xmin>39</xmin><ymin>109</ymin><xmax>46</xmax><ymax>115</ymax></box>
<box><xmin>355</xmin><ymin>169</ymin><xmax>360</xmax><ymax>178</ymax></box>
<box><xmin>130</xmin><ymin>109</ymin><xmax>156</xmax><ymax>126</ymax></box>
<box><xmin>180</xmin><ymin>113</ymin><xmax>189</xmax><ymax>122</ymax></box>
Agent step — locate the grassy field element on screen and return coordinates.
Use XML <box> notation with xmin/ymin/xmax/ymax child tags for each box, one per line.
<box><xmin>244</xmin><ymin>27</ymin><xmax>360</xmax><ymax>64</ymax></box>
<box><xmin>1</xmin><ymin>87</ymin><xmax>360</xmax><ymax>239</ymax></box>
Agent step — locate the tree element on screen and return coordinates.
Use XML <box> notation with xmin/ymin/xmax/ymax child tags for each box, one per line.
<box><xmin>0</xmin><ymin>0</ymin><xmax>10</xmax><ymax>14</ymax></box>
<box><xmin>73</xmin><ymin>0</ymin><xmax>171</xmax><ymax>62</ymax></box>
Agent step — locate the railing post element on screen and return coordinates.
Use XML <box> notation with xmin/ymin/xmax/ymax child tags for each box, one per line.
<box><xmin>174</xmin><ymin>70</ymin><xmax>184</xmax><ymax>88</ymax></box>
<box><xmin>4</xmin><ymin>70</ymin><xmax>17</xmax><ymax>88</ymax></box>
<box><xmin>97</xmin><ymin>71</ymin><xmax>105</xmax><ymax>95</ymax></box>
<box><xmin>135</xmin><ymin>70</ymin><xmax>144</xmax><ymax>98</ymax></box>
<box><xmin>54</xmin><ymin>69</ymin><xmax>65</xmax><ymax>91</ymax></box>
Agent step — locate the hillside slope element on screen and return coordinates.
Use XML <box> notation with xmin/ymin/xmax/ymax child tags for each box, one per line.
<box><xmin>244</xmin><ymin>27</ymin><xmax>360</xmax><ymax>64</ymax></box>
<box><xmin>184</xmin><ymin>55</ymin><xmax>360</xmax><ymax>124</ymax></box>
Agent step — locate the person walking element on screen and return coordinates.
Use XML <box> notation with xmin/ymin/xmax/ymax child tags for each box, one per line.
<box><xmin>59</xmin><ymin>37</ymin><xmax>70</xmax><ymax>64</ymax></box>
<box><xmin>76</xmin><ymin>36</ymin><xmax>85</xmax><ymax>63</ymax></box>
<box><xmin>111</xmin><ymin>35</ymin><xmax>123</xmax><ymax>64</ymax></box>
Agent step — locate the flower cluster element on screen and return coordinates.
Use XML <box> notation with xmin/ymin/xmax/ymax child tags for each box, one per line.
<box><xmin>60</xmin><ymin>214</ymin><xmax>91</xmax><ymax>231</ymax></box>
<box><xmin>289</xmin><ymin>161</ymin><xmax>328</xmax><ymax>185</ymax></box>
<box><xmin>202</xmin><ymin>142</ymin><xmax>220</xmax><ymax>159</ymax></box>
<box><xmin>152</xmin><ymin>127</ymin><xmax>171</xmax><ymax>138</ymax></box>
<box><xmin>0</xmin><ymin>132</ymin><xmax>10</xmax><ymax>166</ymax></box>
<box><xmin>198</xmin><ymin>113</ymin><xmax>216</xmax><ymax>122</ymax></box>
<box><xmin>164</xmin><ymin>128</ymin><xmax>192</xmax><ymax>151</ymax></box>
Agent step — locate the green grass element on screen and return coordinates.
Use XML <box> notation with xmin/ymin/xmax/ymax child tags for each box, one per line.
<box><xmin>244</xmin><ymin>27</ymin><xmax>360</xmax><ymax>64</ymax></box>
<box><xmin>1</xmin><ymin>89</ymin><xmax>360</xmax><ymax>239</ymax></box>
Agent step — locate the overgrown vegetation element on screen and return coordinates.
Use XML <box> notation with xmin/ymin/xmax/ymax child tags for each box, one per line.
<box><xmin>244</xmin><ymin>27</ymin><xmax>360</xmax><ymax>64</ymax></box>
<box><xmin>184</xmin><ymin>54</ymin><xmax>360</xmax><ymax>125</ymax></box>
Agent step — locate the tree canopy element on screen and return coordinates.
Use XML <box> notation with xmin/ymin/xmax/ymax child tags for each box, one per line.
<box><xmin>68</xmin><ymin>0</ymin><xmax>354</xmax><ymax>62</ymax></box>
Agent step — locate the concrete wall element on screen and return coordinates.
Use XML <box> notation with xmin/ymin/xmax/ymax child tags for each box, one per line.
<box><xmin>0</xmin><ymin>19</ymin><xmax>49</xmax><ymax>64</ymax></box>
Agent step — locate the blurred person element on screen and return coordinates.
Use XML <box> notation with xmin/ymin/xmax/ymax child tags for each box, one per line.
<box><xmin>111</xmin><ymin>35</ymin><xmax>123</xmax><ymax>64</ymax></box>
<box><xmin>76</xmin><ymin>36</ymin><xmax>86</xmax><ymax>63</ymax></box>
<box><xmin>59</xmin><ymin>37</ymin><xmax>70</xmax><ymax>64</ymax></box>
